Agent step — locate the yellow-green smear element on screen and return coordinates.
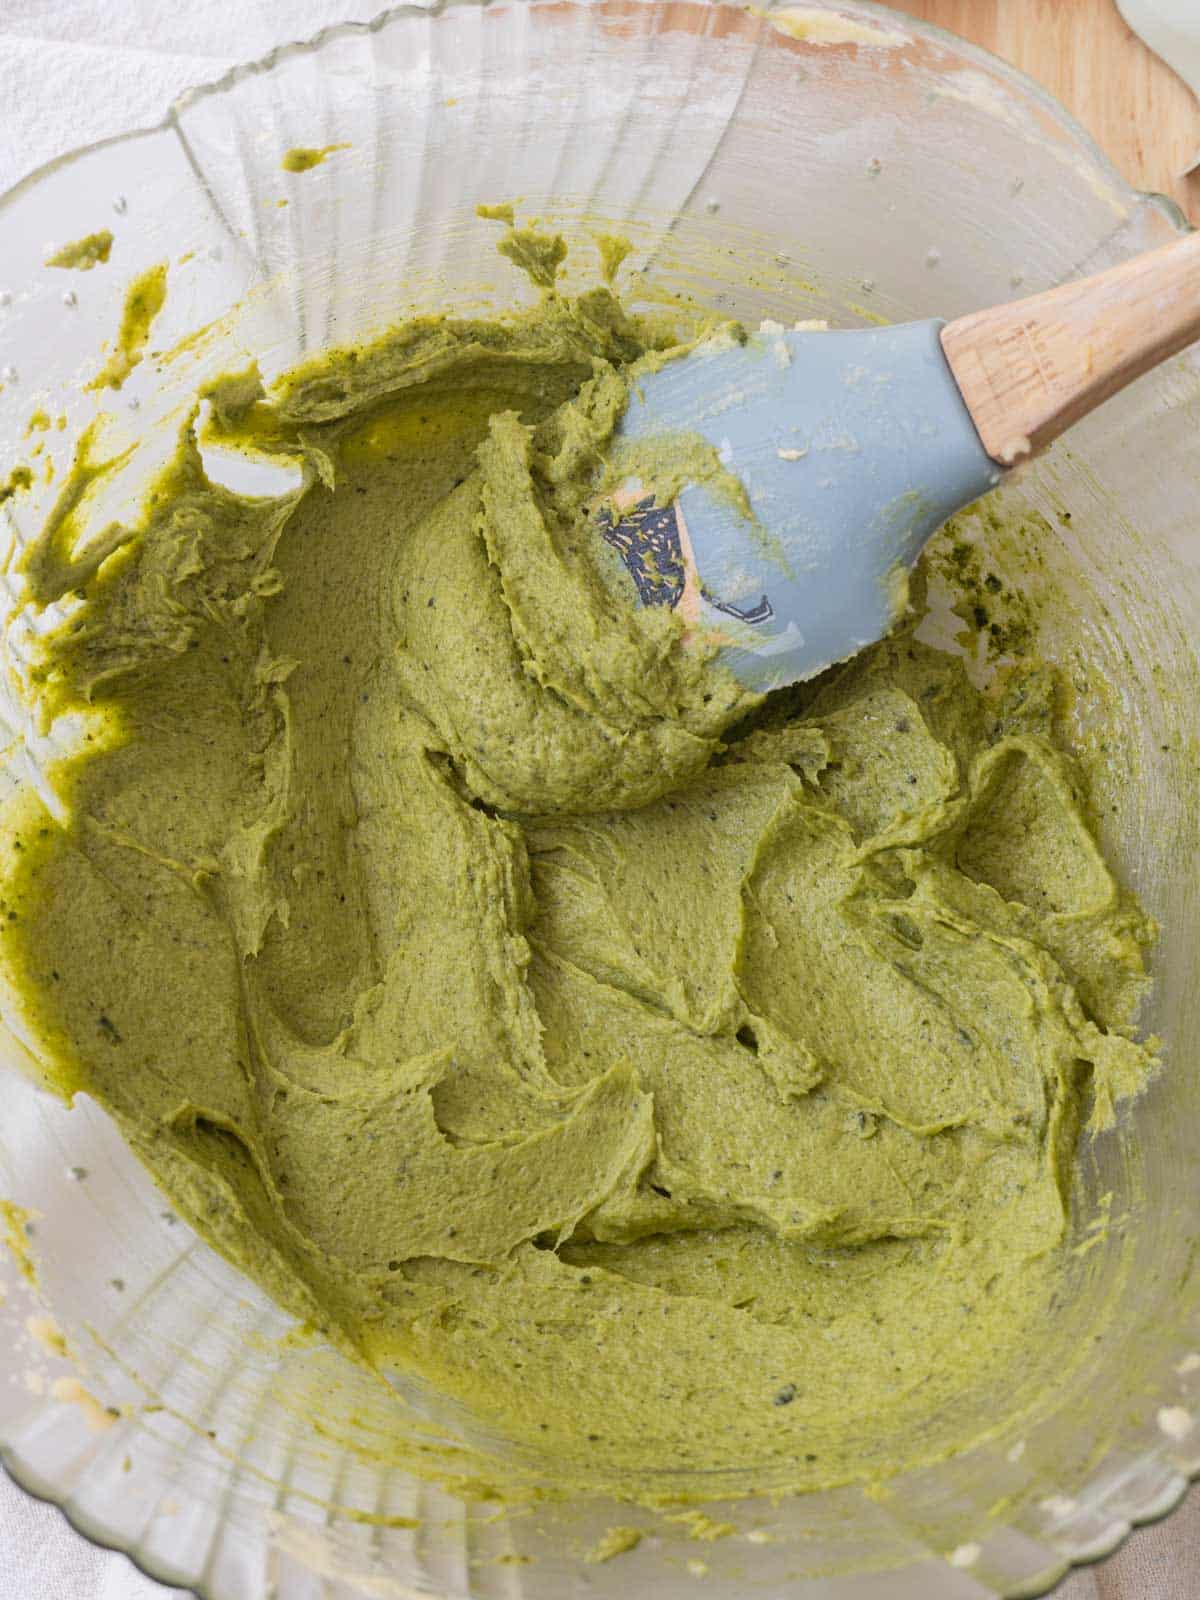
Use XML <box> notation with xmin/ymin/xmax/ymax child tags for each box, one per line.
<box><xmin>846</xmin><ymin>300</ymin><xmax>889</xmax><ymax>326</ymax></box>
<box><xmin>0</xmin><ymin>1201</ymin><xmax>39</xmax><ymax>1287</ymax></box>
<box><xmin>477</xmin><ymin>206</ymin><xmax>573</xmax><ymax>289</ymax></box>
<box><xmin>281</xmin><ymin>143</ymin><xmax>350</xmax><ymax>173</ymax></box>
<box><xmin>593</xmin><ymin>233</ymin><xmax>634</xmax><ymax>285</ymax></box>
<box><xmin>86</xmin><ymin>264</ymin><xmax>167</xmax><ymax>393</ymax></box>
<box><xmin>0</xmin><ymin>463</ymin><xmax>32</xmax><ymax>506</ymax></box>
<box><xmin>0</xmin><ymin>233</ymin><xmax>1159</xmax><ymax>1506</ymax></box>
<box><xmin>45</xmin><ymin>230</ymin><xmax>113</xmax><ymax>271</ymax></box>
<box><xmin>497</xmin><ymin>226</ymin><xmax>567</xmax><ymax>288</ymax></box>
<box><xmin>668</xmin><ymin>1510</ymin><xmax>737</xmax><ymax>1541</ymax></box>
<box><xmin>587</xmin><ymin>1526</ymin><xmax>643</xmax><ymax>1563</ymax></box>
<box><xmin>25</xmin><ymin>410</ymin><xmax>52</xmax><ymax>436</ymax></box>
<box><xmin>16</xmin><ymin>420</ymin><xmax>137</xmax><ymax>614</ymax></box>
<box><xmin>753</xmin><ymin>5</ymin><xmax>905</xmax><ymax>46</ymax></box>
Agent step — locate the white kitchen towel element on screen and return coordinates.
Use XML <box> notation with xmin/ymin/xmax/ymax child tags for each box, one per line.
<box><xmin>0</xmin><ymin>1</ymin><xmax>1195</xmax><ymax>1595</ymax></box>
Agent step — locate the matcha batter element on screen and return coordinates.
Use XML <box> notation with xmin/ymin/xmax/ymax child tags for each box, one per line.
<box><xmin>0</xmin><ymin>241</ymin><xmax>1158</xmax><ymax>1496</ymax></box>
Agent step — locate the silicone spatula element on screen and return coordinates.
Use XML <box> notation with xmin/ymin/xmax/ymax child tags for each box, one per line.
<box><xmin>599</xmin><ymin>231</ymin><xmax>1200</xmax><ymax>690</ymax></box>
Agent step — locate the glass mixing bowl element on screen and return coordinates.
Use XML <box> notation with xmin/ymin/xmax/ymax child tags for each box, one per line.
<box><xmin>1</xmin><ymin>2</ymin><xmax>1198</xmax><ymax>1595</ymax></box>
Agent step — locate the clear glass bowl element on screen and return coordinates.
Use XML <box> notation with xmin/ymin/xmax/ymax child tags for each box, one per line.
<box><xmin>0</xmin><ymin>2</ymin><xmax>1198</xmax><ymax>1595</ymax></box>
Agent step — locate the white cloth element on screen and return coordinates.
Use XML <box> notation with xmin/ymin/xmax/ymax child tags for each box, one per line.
<box><xmin>0</xmin><ymin>1470</ymin><xmax>188</xmax><ymax>1599</ymax></box>
<box><xmin>0</xmin><ymin>1</ymin><xmax>1194</xmax><ymax>1594</ymax></box>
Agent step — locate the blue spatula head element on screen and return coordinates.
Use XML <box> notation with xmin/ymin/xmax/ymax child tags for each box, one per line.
<box><xmin>601</xmin><ymin>319</ymin><xmax>1001</xmax><ymax>691</ymax></box>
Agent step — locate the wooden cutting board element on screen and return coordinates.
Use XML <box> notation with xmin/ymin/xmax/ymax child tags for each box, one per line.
<box><xmin>894</xmin><ymin>0</ymin><xmax>1200</xmax><ymax>223</ymax></box>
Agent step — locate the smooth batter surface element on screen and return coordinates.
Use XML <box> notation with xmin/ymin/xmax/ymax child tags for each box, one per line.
<box><xmin>0</xmin><ymin>243</ymin><xmax>1158</xmax><ymax>1497</ymax></box>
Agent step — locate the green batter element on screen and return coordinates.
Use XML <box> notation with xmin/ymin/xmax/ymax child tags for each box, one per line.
<box><xmin>0</xmin><ymin>236</ymin><xmax>1158</xmax><ymax>1497</ymax></box>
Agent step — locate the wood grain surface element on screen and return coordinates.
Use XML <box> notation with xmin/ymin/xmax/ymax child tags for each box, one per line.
<box><xmin>893</xmin><ymin>0</ymin><xmax>1200</xmax><ymax>223</ymax></box>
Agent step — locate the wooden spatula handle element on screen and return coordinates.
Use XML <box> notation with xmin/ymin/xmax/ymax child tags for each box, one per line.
<box><xmin>941</xmin><ymin>230</ymin><xmax>1200</xmax><ymax>465</ymax></box>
